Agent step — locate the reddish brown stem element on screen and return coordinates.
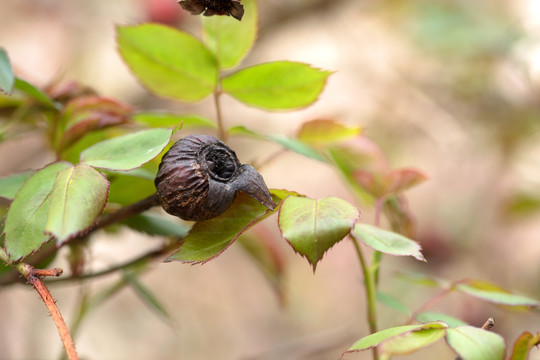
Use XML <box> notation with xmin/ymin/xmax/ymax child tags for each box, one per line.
<box><xmin>25</xmin><ymin>267</ymin><xmax>79</xmax><ymax>360</ymax></box>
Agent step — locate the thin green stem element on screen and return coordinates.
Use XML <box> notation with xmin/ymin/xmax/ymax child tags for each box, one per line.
<box><xmin>407</xmin><ymin>287</ymin><xmax>454</xmax><ymax>324</ymax></box>
<box><xmin>213</xmin><ymin>87</ymin><xmax>227</xmax><ymax>142</ymax></box>
<box><xmin>372</xmin><ymin>197</ymin><xmax>384</xmax><ymax>285</ymax></box>
<box><xmin>351</xmin><ymin>236</ymin><xmax>379</xmax><ymax>360</ymax></box>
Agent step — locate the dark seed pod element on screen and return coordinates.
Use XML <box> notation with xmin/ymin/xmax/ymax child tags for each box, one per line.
<box><xmin>155</xmin><ymin>135</ymin><xmax>276</xmax><ymax>221</ymax></box>
<box><xmin>178</xmin><ymin>0</ymin><xmax>244</xmax><ymax>21</ymax></box>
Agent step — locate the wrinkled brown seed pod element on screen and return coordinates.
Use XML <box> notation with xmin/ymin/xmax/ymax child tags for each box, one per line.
<box><xmin>155</xmin><ymin>134</ymin><xmax>276</xmax><ymax>221</ymax></box>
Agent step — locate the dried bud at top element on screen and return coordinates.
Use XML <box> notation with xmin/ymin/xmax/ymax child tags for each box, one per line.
<box><xmin>178</xmin><ymin>0</ymin><xmax>244</xmax><ymax>21</ymax></box>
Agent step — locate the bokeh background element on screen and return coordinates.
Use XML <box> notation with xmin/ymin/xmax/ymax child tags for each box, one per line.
<box><xmin>1</xmin><ymin>0</ymin><xmax>540</xmax><ymax>359</ymax></box>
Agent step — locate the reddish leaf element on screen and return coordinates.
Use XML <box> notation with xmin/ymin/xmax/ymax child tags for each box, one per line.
<box><xmin>353</xmin><ymin>170</ymin><xmax>384</xmax><ymax>198</ymax></box>
<box><xmin>386</xmin><ymin>168</ymin><xmax>428</xmax><ymax>194</ymax></box>
<box><xmin>60</xmin><ymin>96</ymin><xmax>133</xmax><ymax>151</ymax></box>
<box><xmin>509</xmin><ymin>332</ymin><xmax>540</xmax><ymax>360</ymax></box>
<box><xmin>353</xmin><ymin>168</ymin><xmax>427</xmax><ymax>199</ymax></box>
<box><xmin>296</xmin><ymin>119</ymin><xmax>362</xmax><ymax>146</ymax></box>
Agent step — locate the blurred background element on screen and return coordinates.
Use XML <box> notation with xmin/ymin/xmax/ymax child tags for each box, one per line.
<box><xmin>1</xmin><ymin>0</ymin><xmax>540</xmax><ymax>359</ymax></box>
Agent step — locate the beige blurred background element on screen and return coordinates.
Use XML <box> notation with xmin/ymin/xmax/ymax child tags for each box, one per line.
<box><xmin>2</xmin><ymin>0</ymin><xmax>540</xmax><ymax>359</ymax></box>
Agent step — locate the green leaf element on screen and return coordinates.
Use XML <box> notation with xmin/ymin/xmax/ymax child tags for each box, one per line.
<box><xmin>396</xmin><ymin>271</ymin><xmax>447</xmax><ymax>288</ymax></box>
<box><xmin>3</xmin><ymin>162</ymin><xmax>72</xmax><ymax>261</ymax></box>
<box><xmin>60</xmin><ymin>96</ymin><xmax>132</xmax><ymax>151</ymax></box>
<box><xmin>222</xmin><ymin>61</ymin><xmax>332</xmax><ymax>110</ymax></box>
<box><xmin>351</xmin><ymin>223</ymin><xmax>425</xmax><ymax>262</ymax></box>
<box><xmin>377</xmin><ymin>291</ymin><xmax>411</xmax><ymax>315</ymax></box>
<box><xmin>166</xmin><ymin>191</ymin><xmax>286</xmax><ymax>263</ymax></box>
<box><xmin>45</xmin><ymin>164</ymin><xmax>109</xmax><ymax>245</ymax></box>
<box><xmin>381</xmin><ymin>326</ymin><xmax>447</xmax><ymax>356</ymax></box>
<box><xmin>80</xmin><ymin>128</ymin><xmax>173</xmax><ymax>171</ymax></box>
<box><xmin>108</xmin><ymin>174</ymin><xmax>156</xmax><ymax>205</ymax></box>
<box><xmin>278</xmin><ymin>196</ymin><xmax>359</xmax><ymax>270</ymax></box>
<box><xmin>123</xmin><ymin>213</ymin><xmax>190</xmax><ymax>238</ymax></box>
<box><xmin>509</xmin><ymin>332</ymin><xmax>540</xmax><ymax>360</ymax></box>
<box><xmin>456</xmin><ymin>279</ymin><xmax>540</xmax><ymax>307</ymax></box>
<box><xmin>344</xmin><ymin>322</ymin><xmax>448</xmax><ymax>353</ymax></box>
<box><xmin>267</xmin><ymin>134</ymin><xmax>327</xmax><ymax>162</ymax></box>
<box><xmin>117</xmin><ymin>24</ymin><xmax>218</xmax><ymax>102</ymax></box>
<box><xmin>14</xmin><ymin>78</ymin><xmax>58</xmax><ymax>110</ymax></box>
<box><xmin>133</xmin><ymin>112</ymin><xmax>216</xmax><ymax>129</ymax></box>
<box><xmin>446</xmin><ymin>326</ymin><xmax>506</xmax><ymax>360</ymax></box>
<box><xmin>228</xmin><ymin>126</ymin><xmax>326</xmax><ymax>162</ymax></box>
<box><xmin>296</xmin><ymin>119</ymin><xmax>362</xmax><ymax>146</ymax></box>
<box><xmin>202</xmin><ymin>0</ymin><xmax>257</xmax><ymax>69</ymax></box>
<box><xmin>0</xmin><ymin>171</ymin><xmax>33</xmax><ymax>200</ymax></box>
<box><xmin>0</xmin><ymin>48</ymin><xmax>14</xmax><ymax>94</ymax></box>
<box><xmin>415</xmin><ymin>312</ymin><xmax>467</xmax><ymax>328</ymax></box>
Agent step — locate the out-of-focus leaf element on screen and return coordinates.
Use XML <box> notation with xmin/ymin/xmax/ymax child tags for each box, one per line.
<box><xmin>123</xmin><ymin>213</ymin><xmax>190</xmax><ymax>238</ymax></box>
<box><xmin>108</xmin><ymin>174</ymin><xmax>156</xmax><ymax>205</ymax></box>
<box><xmin>267</xmin><ymin>135</ymin><xmax>326</xmax><ymax>162</ymax></box>
<box><xmin>124</xmin><ymin>271</ymin><xmax>172</xmax><ymax>322</ymax></box>
<box><xmin>166</xmin><ymin>190</ymin><xmax>292</xmax><ymax>263</ymax></box>
<box><xmin>133</xmin><ymin>112</ymin><xmax>216</xmax><ymax>129</ymax></box>
<box><xmin>395</xmin><ymin>271</ymin><xmax>447</xmax><ymax>288</ymax></box>
<box><xmin>508</xmin><ymin>331</ymin><xmax>540</xmax><ymax>360</ymax></box>
<box><xmin>4</xmin><ymin>162</ymin><xmax>72</xmax><ymax>261</ymax></box>
<box><xmin>202</xmin><ymin>0</ymin><xmax>257</xmax><ymax>69</ymax></box>
<box><xmin>0</xmin><ymin>171</ymin><xmax>33</xmax><ymax>200</ymax></box>
<box><xmin>278</xmin><ymin>196</ymin><xmax>359</xmax><ymax>271</ymax></box>
<box><xmin>60</xmin><ymin>96</ymin><xmax>133</xmax><ymax>151</ymax></box>
<box><xmin>222</xmin><ymin>61</ymin><xmax>332</xmax><ymax>110</ymax></box>
<box><xmin>238</xmin><ymin>229</ymin><xmax>286</xmax><ymax>304</ymax></box>
<box><xmin>505</xmin><ymin>192</ymin><xmax>540</xmax><ymax>218</ymax></box>
<box><xmin>227</xmin><ymin>125</ymin><xmax>262</xmax><ymax>138</ymax></box>
<box><xmin>0</xmin><ymin>48</ymin><xmax>14</xmax><ymax>94</ymax></box>
<box><xmin>117</xmin><ymin>24</ymin><xmax>218</xmax><ymax>102</ymax></box>
<box><xmin>456</xmin><ymin>279</ymin><xmax>540</xmax><ymax>307</ymax></box>
<box><xmin>446</xmin><ymin>326</ymin><xmax>505</xmax><ymax>360</ymax></box>
<box><xmin>402</xmin><ymin>1</ymin><xmax>518</xmax><ymax>59</ymax></box>
<box><xmin>45</xmin><ymin>164</ymin><xmax>109</xmax><ymax>245</ymax></box>
<box><xmin>14</xmin><ymin>78</ymin><xmax>59</xmax><ymax>110</ymax></box>
<box><xmin>354</xmin><ymin>168</ymin><xmax>427</xmax><ymax>199</ymax></box>
<box><xmin>415</xmin><ymin>312</ymin><xmax>467</xmax><ymax>328</ymax></box>
<box><xmin>352</xmin><ymin>223</ymin><xmax>425</xmax><ymax>261</ymax></box>
<box><xmin>343</xmin><ymin>322</ymin><xmax>447</xmax><ymax>354</ymax></box>
<box><xmin>228</xmin><ymin>125</ymin><xmax>326</xmax><ymax>162</ymax></box>
<box><xmin>383</xmin><ymin>195</ymin><xmax>416</xmax><ymax>239</ymax></box>
<box><xmin>80</xmin><ymin>128</ymin><xmax>173</xmax><ymax>171</ymax></box>
<box><xmin>386</xmin><ymin>168</ymin><xmax>428</xmax><ymax>194</ymax></box>
<box><xmin>381</xmin><ymin>326</ymin><xmax>447</xmax><ymax>356</ymax></box>
<box><xmin>297</xmin><ymin>119</ymin><xmax>362</xmax><ymax>146</ymax></box>
<box><xmin>377</xmin><ymin>291</ymin><xmax>411</xmax><ymax>315</ymax></box>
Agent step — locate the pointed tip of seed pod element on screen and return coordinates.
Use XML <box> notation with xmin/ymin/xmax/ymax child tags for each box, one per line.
<box><xmin>233</xmin><ymin>164</ymin><xmax>276</xmax><ymax>211</ymax></box>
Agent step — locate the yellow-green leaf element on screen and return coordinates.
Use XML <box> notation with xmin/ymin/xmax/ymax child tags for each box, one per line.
<box><xmin>222</xmin><ymin>61</ymin><xmax>332</xmax><ymax>110</ymax></box>
<box><xmin>202</xmin><ymin>0</ymin><xmax>257</xmax><ymax>69</ymax></box>
<box><xmin>117</xmin><ymin>24</ymin><xmax>218</xmax><ymax>102</ymax></box>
